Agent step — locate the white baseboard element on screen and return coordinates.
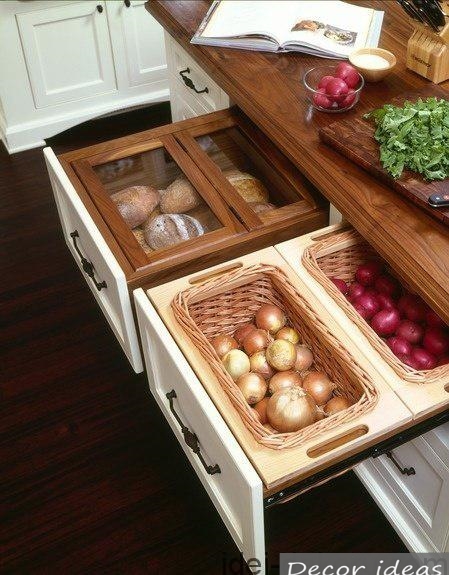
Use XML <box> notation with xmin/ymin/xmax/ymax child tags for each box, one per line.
<box><xmin>2</xmin><ymin>88</ymin><xmax>170</xmax><ymax>154</ymax></box>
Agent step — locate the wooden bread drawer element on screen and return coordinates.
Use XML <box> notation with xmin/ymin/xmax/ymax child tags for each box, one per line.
<box><xmin>137</xmin><ymin>246</ymin><xmax>449</xmax><ymax>570</ymax></box>
<box><xmin>356</xmin><ymin>433</ymin><xmax>449</xmax><ymax>552</ymax></box>
<box><xmin>45</xmin><ymin>108</ymin><xmax>327</xmax><ymax>372</ymax></box>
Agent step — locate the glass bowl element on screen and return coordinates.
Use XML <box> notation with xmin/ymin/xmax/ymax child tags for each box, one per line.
<box><xmin>303</xmin><ymin>65</ymin><xmax>364</xmax><ymax>113</ymax></box>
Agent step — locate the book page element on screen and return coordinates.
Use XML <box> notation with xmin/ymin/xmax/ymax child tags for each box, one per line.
<box><xmin>201</xmin><ymin>1</ymin><xmax>286</xmax><ymax>44</ymax></box>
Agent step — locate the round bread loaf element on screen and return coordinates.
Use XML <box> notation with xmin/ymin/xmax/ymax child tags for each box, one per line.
<box><xmin>160</xmin><ymin>177</ymin><xmax>203</xmax><ymax>214</ymax></box>
<box><xmin>111</xmin><ymin>185</ymin><xmax>160</xmax><ymax>229</ymax></box>
<box><xmin>249</xmin><ymin>202</ymin><xmax>276</xmax><ymax>214</ymax></box>
<box><xmin>224</xmin><ymin>170</ymin><xmax>269</xmax><ymax>203</ymax></box>
<box><xmin>143</xmin><ymin>214</ymin><xmax>204</xmax><ymax>250</ymax></box>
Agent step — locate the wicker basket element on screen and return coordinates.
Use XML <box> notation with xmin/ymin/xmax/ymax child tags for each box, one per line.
<box><xmin>171</xmin><ymin>263</ymin><xmax>378</xmax><ymax>450</ymax></box>
<box><xmin>302</xmin><ymin>228</ymin><xmax>449</xmax><ymax>385</ymax></box>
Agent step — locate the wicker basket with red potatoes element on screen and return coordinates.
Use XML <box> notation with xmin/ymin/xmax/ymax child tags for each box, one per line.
<box><xmin>303</xmin><ymin>63</ymin><xmax>364</xmax><ymax>113</ymax></box>
<box><xmin>331</xmin><ymin>264</ymin><xmax>449</xmax><ymax>371</ymax></box>
<box><xmin>211</xmin><ymin>303</ymin><xmax>353</xmax><ymax>434</ymax></box>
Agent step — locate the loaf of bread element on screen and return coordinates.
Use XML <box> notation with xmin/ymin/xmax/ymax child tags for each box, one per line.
<box><xmin>249</xmin><ymin>202</ymin><xmax>276</xmax><ymax>214</ymax></box>
<box><xmin>111</xmin><ymin>185</ymin><xmax>160</xmax><ymax>229</ymax></box>
<box><xmin>160</xmin><ymin>177</ymin><xmax>203</xmax><ymax>214</ymax></box>
<box><xmin>224</xmin><ymin>170</ymin><xmax>269</xmax><ymax>203</ymax></box>
<box><xmin>143</xmin><ymin>214</ymin><xmax>204</xmax><ymax>250</ymax></box>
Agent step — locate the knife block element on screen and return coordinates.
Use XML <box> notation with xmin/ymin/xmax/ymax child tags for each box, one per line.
<box><xmin>407</xmin><ymin>5</ymin><xmax>449</xmax><ymax>83</ymax></box>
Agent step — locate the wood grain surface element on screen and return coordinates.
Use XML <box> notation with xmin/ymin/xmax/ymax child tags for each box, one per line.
<box><xmin>320</xmin><ymin>87</ymin><xmax>449</xmax><ymax>225</ymax></box>
<box><xmin>147</xmin><ymin>0</ymin><xmax>449</xmax><ymax>326</ymax></box>
<box><xmin>0</xmin><ymin>104</ymin><xmax>406</xmax><ymax>574</ymax></box>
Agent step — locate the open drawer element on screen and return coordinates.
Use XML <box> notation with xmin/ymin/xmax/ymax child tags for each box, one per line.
<box><xmin>276</xmin><ymin>225</ymin><xmax>449</xmax><ymax>420</ymax></box>
<box><xmin>45</xmin><ymin>108</ymin><xmax>327</xmax><ymax>372</ymax></box>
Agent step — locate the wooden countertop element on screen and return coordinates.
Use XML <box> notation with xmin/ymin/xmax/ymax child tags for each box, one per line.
<box><xmin>147</xmin><ymin>0</ymin><xmax>449</xmax><ymax>323</ymax></box>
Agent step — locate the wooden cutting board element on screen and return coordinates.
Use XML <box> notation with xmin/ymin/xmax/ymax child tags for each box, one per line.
<box><xmin>319</xmin><ymin>89</ymin><xmax>449</xmax><ymax>225</ymax></box>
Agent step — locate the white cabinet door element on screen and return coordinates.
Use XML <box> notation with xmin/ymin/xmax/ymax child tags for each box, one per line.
<box><xmin>107</xmin><ymin>0</ymin><xmax>167</xmax><ymax>89</ymax></box>
<box><xmin>17</xmin><ymin>1</ymin><xmax>116</xmax><ymax>108</ymax></box>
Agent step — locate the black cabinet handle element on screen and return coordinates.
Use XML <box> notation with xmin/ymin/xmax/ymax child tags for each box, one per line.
<box><xmin>179</xmin><ymin>68</ymin><xmax>209</xmax><ymax>94</ymax></box>
<box><xmin>386</xmin><ymin>451</ymin><xmax>416</xmax><ymax>476</ymax></box>
<box><xmin>124</xmin><ymin>0</ymin><xmax>131</xmax><ymax>6</ymax></box>
<box><xmin>166</xmin><ymin>390</ymin><xmax>221</xmax><ymax>475</ymax></box>
<box><xmin>70</xmin><ymin>231</ymin><xmax>107</xmax><ymax>291</ymax></box>
<box><xmin>96</xmin><ymin>4</ymin><xmax>103</xmax><ymax>13</ymax></box>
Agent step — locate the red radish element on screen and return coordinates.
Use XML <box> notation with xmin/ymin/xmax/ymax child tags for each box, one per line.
<box><xmin>353</xmin><ymin>293</ymin><xmax>380</xmax><ymax>319</ymax></box>
<box><xmin>396</xmin><ymin>320</ymin><xmax>423</xmax><ymax>345</ymax></box>
<box><xmin>410</xmin><ymin>347</ymin><xmax>437</xmax><ymax>371</ymax></box>
<box><xmin>355</xmin><ymin>262</ymin><xmax>384</xmax><ymax>286</ymax></box>
<box><xmin>313</xmin><ymin>89</ymin><xmax>333</xmax><ymax>109</ymax></box>
<box><xmin>347</xmin><ymin>282</ymin><xmax>365</xmax><ymax>302</ymax></box>
<box><xmin>371</xmin><ymin>309</ymin><xmax>401</xmax><ymax>337</ymax></box>
<box><xmin>338</xmin><ymin>89</ymin><xmax>356</xmax><ymax>108</ymax></box>
<box><xmin>325</xmin><ymin>77</ymin><xmax>349</xmax><ymax>101</ymax></box>
<box><xmin>330</xmin><ymin>277</ymin><xmax>348</xmax><ymax>294</ymax></box>
<box><xmin>318</xmin><ymin>75</ymin><xmax>335</xmax><ymax>89</ymax></box>
<box><xmin>437</xmin><ymin>356</ymin><xmax>449</xmax><ymax>366</ymax></box>
<box><xmin>335</xmin><ymin>62</ymin><xmax>360</xmax><ymax>88</ymax></box>
<box><xmin>425</xmin><ymin>310</ymin><xmax>447</xmax><ymax>328</ymax></box>
<box><xmin>387</xmin><ymin>336</ymin><xmax>412</xmax><ymax>358</ymax></box>
<box><xmin>377</xmin><ymin>293</ymin><xmax>395</xmax><ymax>310</ymax></box>
<box><xmin>423</xmin><ymin>327</ymin><xmax>449</xmax><ymax>356</ymax></box>
<box><xmin>374</xmin><ymin>274</ymin><xmax>400</xmax><ymax>298</ymax></box>
<box><xmin>400</xmin><ymin>294</ymin><xmax>429</xmax><ymax>322</ymax></box>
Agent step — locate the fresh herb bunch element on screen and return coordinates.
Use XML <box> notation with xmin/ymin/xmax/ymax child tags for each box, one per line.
<box><xmin>364</xmin><ymin>97</ymin><xmax>449</xmax><ymax>181</ymax></box>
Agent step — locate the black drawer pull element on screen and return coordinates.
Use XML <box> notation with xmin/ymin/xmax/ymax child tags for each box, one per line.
<box><xmin>70</xmin><ymin>231</ymin><xmax>107</xmax><ymax>291</ymax></box>
<box><xmin>166</xmin><ymin>390</ymin><xmax>221</xmax><ymax>475</ymax></box>
<box><xmin>179</xmin><ymin>68</ymin><xmax>209</xmax><ymax>94</ymax></box>
<box><xmin>96</xmin><ymin>4</ymin><xmax>103</xmax><ymax>13</ymax></box>
<box><xmin>124</xmin><ymin>0</ymin><xmax>131</xmax><ymax>6</ymax></box>
<box><xmin>386</xmin><ymin>451</ymin><xmax>416</xmax><ymax>476</ymax></box>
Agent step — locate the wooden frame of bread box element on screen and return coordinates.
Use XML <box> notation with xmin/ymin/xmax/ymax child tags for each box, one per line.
<box><xmin>44</xmin><ymin>108</ymin><xmax>327</xmax><ymax>373</ymax></box>
<box><xmin>276</xmin><ymin>224</ymin><xmax>449</xmax><ymax>421</ymax></box>
<box><xmin>135</xmin><ymin>246</ymin><xmax>449</xmax><ymax>574</ymax></box>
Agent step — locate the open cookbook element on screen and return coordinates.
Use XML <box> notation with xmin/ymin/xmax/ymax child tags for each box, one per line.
<box><xmin>192</xmin><ymin>0</ymin><xmax>384</xmax><ymax>59</ymax></box>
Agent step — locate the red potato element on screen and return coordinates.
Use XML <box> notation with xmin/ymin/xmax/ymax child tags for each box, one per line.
<box><xmin>355</xmin><ymin>262</ymin><xmax>384</xmax><ymax>286</ymax></box>
<box><xmin>387</xmin><ymin>336</ymin><xmax>412</xmax><ymax>361</ymax></box>
<box><xmin>371</xmin><ymin>309</ymin><xmax>401</xmax><ymax>337</ymax></box>
<box><xmin>325</xmin><ymin>77</ymin><xmax>349</xmax><ymax>101</ymax></box>
<box><xmin>338</xmin><ymin>89</ymin><xmax>356</xmax><ymax>108</ymax></box>
<box><xmin>426</xmin><ymin>310</ymin><xmax>447</xmax><ymax>329</ymax></box>
<box><xmin>374</xmin><ymin>274</ymin><xmax>401</xmax><ymax>298</ymax></box>
<box><xmin>353</xmin><ymin>293</ymin><xmax>380</xmax><ymax>320</ymax></box>
<box><xmin>410</xmin><ymin>347</ymin><xmax>437</xmax><ymax>371</ymax></box>
<box><xmin>423</xmin><ymin>327</ymin><xmax>449</xmax><ymax>357</ymax></box>
<box><xmin>396</xmin><ymin>320</ymin><xmax>424</xmax><ymax>345</ymax></box>
<box><xmin>377</xmin><ymin>293</ymin><xmax>395</xmax><ymax>310</ymax></box>
<box><xmin>335</xmin><ymin>62</ymin><xmax>360</xmax><ymax>89</ymax></box>
<box><xmin>437</xmin><ymin>356</ymin><xmax>449</xmax><ymax>367</ymax></box>
<box><xmin>313</xmin><ymin>89</ymin><xmax>333</xmax><ymax>109</ymax></box>
<box><xmin>347</xmin><ymin>282</ymin><xmax>365</xmax><ymax>302</ymax></box>
<box><xmin>398</xmin><ymin>294</ymin><xmax>429</xmax><ymax>322</ymax></box>
<box><xmin>330</xmin><ymin>277</ymin><xmax>348</xmax><ymax>294</ymax></box>
<box><xmin>318</xmin><ymin>75</ymin><xmax>335</xmax><ymax>90</ymax></box>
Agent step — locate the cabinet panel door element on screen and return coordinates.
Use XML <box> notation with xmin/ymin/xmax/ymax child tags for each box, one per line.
<box><xmin>17</xmin><ymin>1</ymin><xmax>116</xmax><ymax>108</ymax></box>
<box><xmin>108</xmin><ymin>0</ymin><xmax>167</xmax><ymax>88</ymax></box>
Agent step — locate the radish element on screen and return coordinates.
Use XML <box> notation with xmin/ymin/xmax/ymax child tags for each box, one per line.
<box><xmin>330</xmin><ymin>277</ymin><xmax>348</xmax><ymax>294</ymax></box>
<box><xmin>335</xmin><ymin>63</ymin><xmax>360</xmax><ymax>88</ymax></box>
<box><xmin>396</xmin><ymin>320</ymin><xmax>423</xmax><ymax>345</ymax></box>
<box><xmin>347</xmin><ymin>282</ymin><xmax>365</xmax><ymax>302</ymax></box>
<box><xmin>374</xmin><ymin>274</ymin><xmax>400</xmax><ymax>298</ymax></box>
<box><xmin>325</xmin><ymin>77</ymin><xmax>349</xmax><ymax>101</ymax></box>
<box><xmin>387</xmin><ymin>336</ymin><xmax>412</xmax><ymax>359</ymax></box>
<box><xmin>425</xmin><ymin>310</ymin><xmax>447</xmax><ymax>329</ymax></box>
<box><xmin>355</xmin><ymin>261</ymin><xmax>384</xmax><ymax>286</ymax></box>
<box><xmin>410</xmin><ymin>347</ymin><xmax>437</xmax><ymax>371</ymax></box>
<box><xmin>371</xmin><ymin>309</ymin><xmax>401</xmax><ymax>337</ymax></box>
<box><xmin>313</xmin><ymin>89</ymin><xmax>333</xmax><ymax>109</ymax></box>
<box><xmin>353</xmin><ymin>293</ymin><xmax>380</xmax><ymax>319</ymax></box>
<box><xmin>377</xmin><ymin>293</ymin><xmax>395</xmax><ymax>310</ymax></box>
<box><xmin>318</xmin><ymin>75</ymin><xmax>335</xmax><ymax>90</ymax></box>
<box><xmin>423</xmin><ymin>327</ymin><xmax>449</xmax><ymax>356</ymax></box>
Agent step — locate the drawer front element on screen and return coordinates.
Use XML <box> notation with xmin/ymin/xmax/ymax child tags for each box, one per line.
<box><xmin>134</xmin><ymin>289</ymin><xmax>265</xmax><ymax>571</ymax></box>
<box><xmin>169</xmin><ymin>84</ymin><xmax>210</xmax><ymax>123</ymax></box>
<box><xmin>362</xmin><ymin>438</ymin><xmax>449</xmax><ymax>550</ymax></box>
<box><xmin>44</xmin><ymin>148</ymin><xmax>143</xmax><ymax>373</ymax></box>
<box><xmin>165</xmin><ymin>32</ymin><xmax>229</xmax><ymax>112</ymax></box>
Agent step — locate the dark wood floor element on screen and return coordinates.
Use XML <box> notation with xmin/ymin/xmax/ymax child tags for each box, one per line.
<box><xmin>0</xmin><ymin>103</ymin><xmax>407</xmax><ymax>575</ymax></box>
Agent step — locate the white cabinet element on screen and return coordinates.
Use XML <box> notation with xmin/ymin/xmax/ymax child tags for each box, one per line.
<box><xmin>0</xmin><ymin>1</ymin><xmax>168</xmax><ymax>154</ymax></box>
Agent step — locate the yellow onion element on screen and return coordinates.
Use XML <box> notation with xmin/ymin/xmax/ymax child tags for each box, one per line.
<box><xmin>222</xmin><ymin>349</ymin><xmax>250</xmax><ymax>381</ymax></box>
<box><xmin>267</xmin><ymin>387</ymin><xmax>317</xmax><ymax>433</ymax></box>
<box><xmin>234</xmin><ymin>323</ymin><xmax>257</xmax><ymax>345</ymax></box>
<box><xmin>243</xmin><ymin>329</ymin><xmax>270</xmax><ymax>355</ymax></box>
<box><xmin>211</xmin><ymin>334</ymin><xmax>239</xmax><ymax>358</ymax></box>
<box><xmin>294</xmin><ymin>345</ymin><xmax>314</xmax><ymax>372</ymax></box>
<box><xmin>255</xmin><ymin>304</ymin><xmax>286</xmax><ymax>334</ymax></box>
<box><xmin>324</xmin><ymin>395</ymin><xmax>352</xmax><ymax>416</ymax></box>
<box><xmin>266</xmin><ymin>340</ymin><xmax>296</xmax><ymax>371</ymax></box>
<box><xmin>268</xmin><ymin>370</ymin><xmax>302</xmax><ymax>395</ymax></box>
<box><xmin>253</xmin><ymin>397</ymin><xmax>269</xmax><ymax>424</ymax></box>
<box><xmin>276</xmin><ymin>327</ymin><xmax>300</xmax><ymax>345</ymax></box>
<box><xmin>302</xmin><ymin>371</ymin><xmax>334</xmax><ymax>406</ymax></box>
<box><xmin>250</xmin><ymin>351</ymin><xmax>275</xmax><ymax>380</ymax></box>
<box><xmin>236</xmin><ymin>372</ymin><xmax>267</xmax><ymax>405</ymax></box>
<box><xmin>315</xmin><ymin>406</ymin><xmax>326</xmax><ymax>421</ymax></box>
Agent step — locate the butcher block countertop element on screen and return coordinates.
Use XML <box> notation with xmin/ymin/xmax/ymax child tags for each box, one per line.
<box><xmin>146</xmin><ymin>0</ymin><xmax>449</xmax><ymax>323</ymax></box>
